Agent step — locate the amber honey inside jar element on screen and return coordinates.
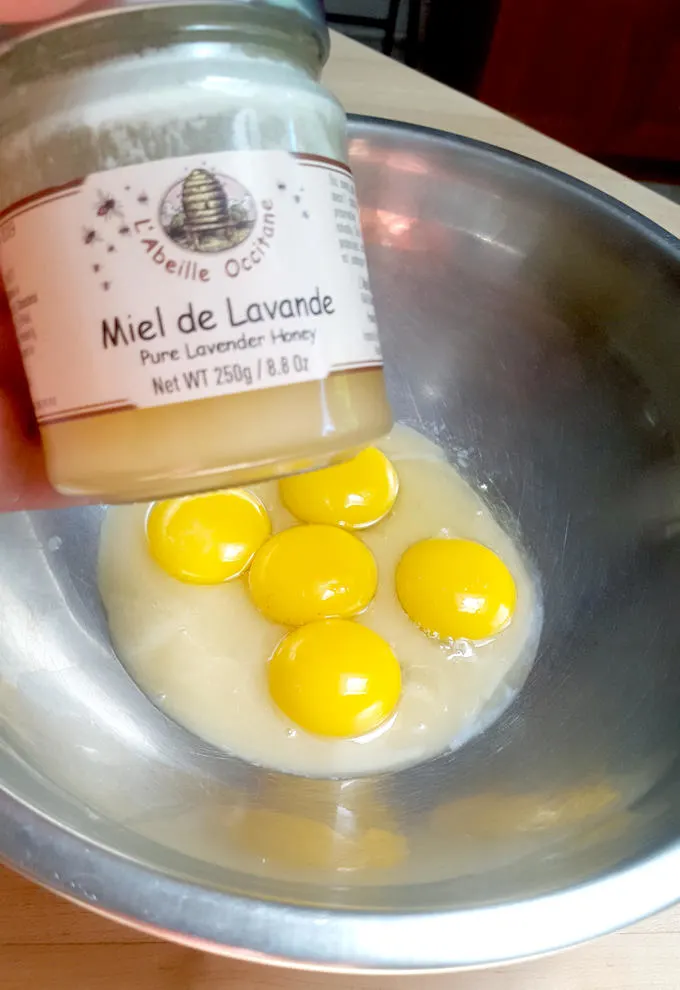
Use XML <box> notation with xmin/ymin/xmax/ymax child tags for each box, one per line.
<box><xmin>0</xmin><ymin>1</ymin><xmax>392</xmax><ymax>501</ymax></box>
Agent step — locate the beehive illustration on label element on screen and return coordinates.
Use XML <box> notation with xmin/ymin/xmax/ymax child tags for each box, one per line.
<box><xmin>159</xmin><ymin>168</ymin><xmax>257</xmax><ymax>254</ymax></box>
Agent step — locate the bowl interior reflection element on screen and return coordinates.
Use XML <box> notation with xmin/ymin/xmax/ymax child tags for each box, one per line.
<box><xmin>2</xmin><ymin>118</ymin><xmax>680</xmax><ymax>970</ymax></box>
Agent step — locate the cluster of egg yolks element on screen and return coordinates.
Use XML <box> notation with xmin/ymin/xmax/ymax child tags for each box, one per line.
<box><xmin>248</xmin><ymin>524</ymin><xmax>378</xmax><ymax>626</ymax></box>
<box><xmin>268</xmin><ymin>619</ymin><xmax>402</xmax><ymax>738</ymax></box>
<box><xmin>146</xmin><ymin>490</ymin><xmax>270</xmax><ymax>584</ymax></box>
<box><xmin>279</xmin><ymin>447</ymin><xmax>399</xmax><ymax>529</ymax></box>
<box><xmin>145</xmin><ymin>448</ymin><xmax>518</xmax><ymax>742</ymax></box>
<box><xmin>396</xmin><ymin>538</ymin><xmax>517</xmax><ymax>641</ymax></box>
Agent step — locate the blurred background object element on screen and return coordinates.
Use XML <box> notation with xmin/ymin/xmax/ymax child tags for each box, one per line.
<box><xmin>326</xmin><ymin>0</ymin><xmax>680</xmax><ymax>197</ymax></box>
<box><xmin>324</xmin><ymin>0</ymin><xmax>424</xmax><ymax>65</ymax></box>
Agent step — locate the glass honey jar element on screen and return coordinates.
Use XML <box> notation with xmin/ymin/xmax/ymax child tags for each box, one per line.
<box><xmin>0</xmin><ymin>0</ymin><xmax>392</xmax><ymax>500</ymax></box>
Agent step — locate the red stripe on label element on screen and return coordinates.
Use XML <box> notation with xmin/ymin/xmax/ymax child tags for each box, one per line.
<box><xmin>293</xmin><ymin>153</ymin><xmax>353</xmax><ymax>176</ymax></box>
<box><xmin>38</xmin><ymin>401</ymin><xmax>136</xmax><ymax>427</ymax></box>
<box><xmin>330</xmin><ymin>361</ymin><xmax>383</xmax><ymax>375</ymax></box>
<box><xmin>0</xmin><ymin>177</ymin><xmax>84</xmax><ymax>224</ymax></box>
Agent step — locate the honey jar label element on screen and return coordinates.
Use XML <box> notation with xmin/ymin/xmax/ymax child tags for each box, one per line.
<box><xmin>0</xmin><ymin>150</ymin><xmax>381</xmax><ymax>427</ymax></box>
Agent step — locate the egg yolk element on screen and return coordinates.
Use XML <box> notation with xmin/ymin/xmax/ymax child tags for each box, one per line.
<box><xmin>230</xmin><ymin>808</ymin><xmax>407</xmax><ymax>872</ymax></box>
<box><xmin>279</xmin><ymin>447</ymin><xmax>399</xmax><ymax>529</ymax></box>
<box><xmin>395</xmin><ymin>538</ymin><xmax>516</xmax><ymax>641</ymax></box>
<box><xmin>146</xmin><ymin>490</ymin><xmax>270</xmax><ymax>584</ymax></box>
<box><xmin>268</xmin><ymin>619</ymin><xmax>401</xmax><ymax>737</ymax></box>
<box><xmin>248</xmin><ymin>524</ymin><xmax>377</xmax><ymax>625</ymax></box>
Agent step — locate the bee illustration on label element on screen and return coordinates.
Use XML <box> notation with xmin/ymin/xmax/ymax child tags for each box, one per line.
<box><xmin>95</xmin><ymin>191</ymin><xmax>122</xmax><ymax>219</ymax></box>
<box><xmin>159</xmin><ymin>168</ymin><xmax>257</xmax><ymax>254</ymax></box>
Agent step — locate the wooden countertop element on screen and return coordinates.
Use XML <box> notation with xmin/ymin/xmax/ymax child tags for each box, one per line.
<box><xmin>4</xmin><ymin>30</ymin><xmax>680</xmax><ymax>990</ymax></box>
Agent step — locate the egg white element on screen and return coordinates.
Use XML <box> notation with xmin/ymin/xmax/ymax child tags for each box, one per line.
<box><xmin>98</xmin><ymin>425</ymin><xmax>540</xmax><ymax>776</ymax></box>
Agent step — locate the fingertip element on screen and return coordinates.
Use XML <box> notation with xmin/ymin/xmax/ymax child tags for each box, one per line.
<box><xmin>0</xmin><ymin>0</ymin><xmax>84</xmax><ymax>22</ymax></box>
<box><xmin>0</xmin><ymin>389</ymin><xmax>69</xmax><ymax>511</ymax></box>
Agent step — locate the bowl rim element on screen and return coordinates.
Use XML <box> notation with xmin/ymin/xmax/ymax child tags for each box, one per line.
<box><xmin>2</xmin><ymin>115</ymin><xmax>680</xmax><ymax>972</ymax></box>
<box><xmin>348</xmin><ymin>113</ymin><xmax>680</xmax><ymax>259</ymax></box>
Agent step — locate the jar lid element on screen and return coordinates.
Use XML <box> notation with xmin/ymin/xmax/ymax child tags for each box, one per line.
<box><xmin>0</xmin><ymin>0</ymin><xmax>328</xmax><ymax>57</ymax></box>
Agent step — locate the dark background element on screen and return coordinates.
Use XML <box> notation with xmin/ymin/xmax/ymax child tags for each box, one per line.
<box><xmin>324</xmin><ymin>0</ymin><xmax>680</xmax><ymax>186</ymax></box>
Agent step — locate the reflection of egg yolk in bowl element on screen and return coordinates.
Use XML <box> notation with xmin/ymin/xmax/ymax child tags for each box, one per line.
<box><xmin>261</xmin><ymin>774</ymin><xmax>397</xmax><ymax>831</ymax></box>
<box><xmin>396</xmin><ymin>538</ymin><xmax>517</xmax><ymax>641</ymax></box>
<box><xmin>146</xmin><ymin>490</ymin><xmax>270</xmax><ymax>584</ymax></box>
<box><xmin>429</xmin><ymin>784</ymin><xmax>619</xmax><ymax>838</ymax></box>
<box><xmin>268</xmin><ymin>619</ymin><xmax>401</xmax><ymax>738</ymax></box>
<box><xmin>229</xmin><ymin>808</ymin><xmax>408</xmax><ymax>872</ymax></box>
<box><xmin>279</xmin><ymin>447</ymin><xmax>399</xmax><ymax>529</ymax></box>
<box><xmin>248</xmin><ymin>524</ymin><xmax>377</xmax><ymax>625</ymax></box>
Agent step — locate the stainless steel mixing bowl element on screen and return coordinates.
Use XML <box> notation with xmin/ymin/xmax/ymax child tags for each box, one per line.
<box><xmin>2</xmin><ymin>117</ymin><xmax>680</xmax><ymax>972</ymax></box>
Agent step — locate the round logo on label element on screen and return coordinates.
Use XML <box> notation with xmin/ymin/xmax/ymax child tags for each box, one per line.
<box><xmin>159</xmin><ymin>169</ymin><xmax>257</xmax><ymax>255</ymax></box>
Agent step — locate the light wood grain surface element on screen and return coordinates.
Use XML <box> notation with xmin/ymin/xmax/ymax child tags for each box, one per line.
<box><xmin>4</xmin><ymin>30</ymin><xmax>680</xmax><ymax>990</ymax></box>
